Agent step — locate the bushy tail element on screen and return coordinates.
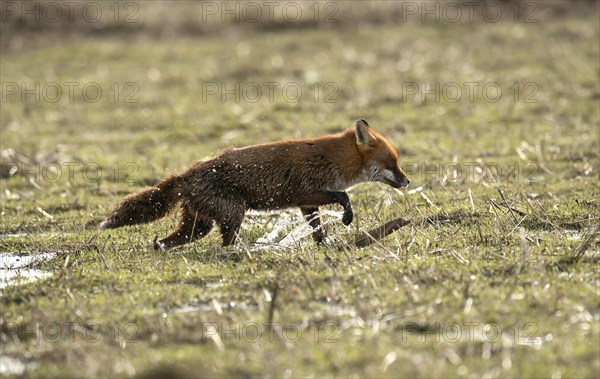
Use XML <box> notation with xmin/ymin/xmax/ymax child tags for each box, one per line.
<box><xmin>99</xmin><ymin>174</ymin><xmax>185</xmax><ymax>229</ymax></box>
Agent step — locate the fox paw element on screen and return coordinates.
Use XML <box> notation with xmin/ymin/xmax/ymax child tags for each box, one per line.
<box><xmin>153</xmin><ymin>236</ymin><xmax>166</xmax><ymax>252</ymax></box>
<box><xmin>342</xmin><ymin>210</ymin><xmax>353</xmax><ymax>226</ymax></box>
<box><xmin>312</xmin><ymin>229</ymin><xmax>325</xmax><ymax>244</ymax></box>
<box><xmin>98</xmin><ymin>220</ymin><xmax>113</xmax><ymax>229</ymax></box>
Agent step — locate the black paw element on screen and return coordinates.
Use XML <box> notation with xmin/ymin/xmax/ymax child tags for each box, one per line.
<box><xmin>98</xmin><ymin>220</ymin><xmax>113</xmax><ymax>229</ymax></box>
<box><xmin>153</xmin><ymin>236</ymin><xmax>166</xmax><ymax>251</ymax></box>
<box><xmin>342</xmin><ymin>209</ymin><xmax>353</xmax><ymax>226</ymax></box>
<box><xmin>312</xmin><ymin>229</ymin><xmax>325</xmax><ymax>244</ymax></box>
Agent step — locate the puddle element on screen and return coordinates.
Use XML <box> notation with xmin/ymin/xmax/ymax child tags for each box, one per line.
<box><xmin>174</xmin><ymin>301</ymin><xmax>259</xmax><ymax>314</ymax></box>
<box><xmin>0</xmin><ymin>233</ymin><xmax>30</xmax><ymax>238</ymax></box>
<box><xmin>563</xmin><ymin>230</ymin><xmax>581</xmax><ymax>241</ymax></box>
<box><xmin>277</xmin><ymin>223</ymin><xmax>316</xmax><ymax>247</ymax></box>
<box><xmin>0</xmin><ymin>232</ymin><xmax>58</xmax><ymax>238</ymax></box>
<box><xmin>251</xmin><ymin>210</ymin><xmax>344</xmax><ymax>251</ymax></box>
<box><xmin>588</xmin><ymin>250</ymin><xmax>600</xmax><ymax>259</ymax></box>
<box><xmin>255</xmin><ymin>211</ymin><xmax>297</xmax><ymax>245</ymax></box>
<box><xmin>320</xmin><ymin>303</ymin><xmax>357</xmax><ymax>317</ymax></box>
<box><xmin>531</xmin><ymin>229</ymin><xmax>584</xmax><ymax>242</ymax></box>
<box><xmin>205</xmin><ymin>280</ymin><xmax>225</xmax><ymax>289</ymax></box>
<box><xmin>0</xmin><ymin>252</ymin><xmax>56</xmax><ymax>290</ymax></box>
<box><xmin>175</xmin><ymin>303</ymin><xmax>214</xmax><ymax>313</ymax></box>
<box><xmin>278</xmin><ymin>210</ymin><xmax>343</xmax><ymax>247</ymax></box>
<box><xmin>0</xmin><ymin>356</ymin><xmax>26</xmax><ymax>376</ymax></box>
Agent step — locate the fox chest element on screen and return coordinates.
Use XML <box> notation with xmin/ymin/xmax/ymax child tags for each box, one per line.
<box><xmin>324</xmin><ymin>170</ymin><xmax>370</xmax><ymax>192</ymax></box>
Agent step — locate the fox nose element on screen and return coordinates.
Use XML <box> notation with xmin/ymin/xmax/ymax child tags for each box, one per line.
<box><xmin>400</xmin><ymin>177</ymin><xmax>410</xmax><ymax>188</ymax></box>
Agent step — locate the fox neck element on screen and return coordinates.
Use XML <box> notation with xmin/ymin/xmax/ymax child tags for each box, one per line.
<box><xmin>323</xmin><ymin>129</ymin><xmax>372</xmax><ymax>191</ymax></box>
<box><xmin>325</xmin><ymin>170</ymin><xmax>370</xmax><ymax>192</ymax></box>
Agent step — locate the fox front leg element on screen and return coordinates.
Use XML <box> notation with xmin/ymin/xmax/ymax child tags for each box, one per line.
<box><xmin>300</xmin><ymin>207</ymin><xmax>325</xmax><ymax>244</ymax></box>
<box><xmin>300</xmin><ymin>191</ymin><xmax>353</xmax><ymax>226</ymax></box>
<box><xmin>335</xmin><ymin>192</ymin><xmax>353</xmax><ymax>226</ymax></box>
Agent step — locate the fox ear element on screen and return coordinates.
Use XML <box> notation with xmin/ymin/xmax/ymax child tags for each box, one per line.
<box><xmin>355</xmin><ymin>119</ymin><xmax>376</xmax><ymax>146</ymax></box>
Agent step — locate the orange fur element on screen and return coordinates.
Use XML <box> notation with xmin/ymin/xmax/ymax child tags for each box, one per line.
<box><xmin>100</xmin><ymin>119</ymin><xmax>409</xmax><ymax>248</ymax></box>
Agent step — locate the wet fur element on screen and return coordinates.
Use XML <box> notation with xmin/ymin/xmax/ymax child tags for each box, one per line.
<box><xmin>100</xmin><ymin>120</ymin><xmax>409</xmax><ymax>249</ymax></box>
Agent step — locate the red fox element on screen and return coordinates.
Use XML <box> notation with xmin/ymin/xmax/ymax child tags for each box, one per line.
<box><xmin>99</xmin><ymin>119</ymin><xmax>410</xmax><ymax>249</ymax></box>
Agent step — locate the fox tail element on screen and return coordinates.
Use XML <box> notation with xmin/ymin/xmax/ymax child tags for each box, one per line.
<box><xmin>99</xmin><ymin>174</ymin><xmax>185</xmax><ymax>229</ymax></box>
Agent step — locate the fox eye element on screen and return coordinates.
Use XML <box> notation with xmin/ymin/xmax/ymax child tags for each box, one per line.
<box><xmin>388</xmin><ymin>159</ymin><xmax>396</xmax><ymax>168</ymax></box>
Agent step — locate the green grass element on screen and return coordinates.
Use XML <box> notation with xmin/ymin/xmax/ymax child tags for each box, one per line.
<box><xmin>1</xmin><ymin>3</ymin><xmax>599</xmax><ymax>378</ymax></box>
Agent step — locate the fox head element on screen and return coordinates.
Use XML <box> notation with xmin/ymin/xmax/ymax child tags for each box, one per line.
<box><xmin>355</xmin><ymin>119</ymin><xmax>410</xmax><ymax>189</ymax></box>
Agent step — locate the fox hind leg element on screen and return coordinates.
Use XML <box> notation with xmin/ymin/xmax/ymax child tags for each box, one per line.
<box><xmin>218</xmin><ymin>215</ymin><xmax>244</xmax><ymax>247</ymax></box>
<box><xmin>301</xmin><ymin>207</ymin><xmax>325</xmax><ymax>244</ymax></box>
<box><xmin>156</xmin><ymin>206</ymin><xmax>213</xmax><ymax>250</ymax></box>
<box><xmin>212</xmin><ymin>200</ymin><xmax>246</xmax><ymax>247</ymax></box>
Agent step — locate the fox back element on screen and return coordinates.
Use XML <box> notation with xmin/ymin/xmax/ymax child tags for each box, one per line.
<box><xmin>100</xmin><ymin>119</ymin><xmax>409</xmax><ymax>248</ymax></box>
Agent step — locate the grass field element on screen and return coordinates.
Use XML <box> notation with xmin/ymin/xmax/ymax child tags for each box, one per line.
<box><xmin>1</xmin><ymin>1</ymin><xmax>599</xmax><ymax>378</ymax></box>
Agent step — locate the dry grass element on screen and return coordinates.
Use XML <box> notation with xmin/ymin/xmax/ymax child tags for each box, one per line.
<box><xmin>1</xmin><ymin>1</ymin><xmax>599</xmax><ymax>377</ymax></box>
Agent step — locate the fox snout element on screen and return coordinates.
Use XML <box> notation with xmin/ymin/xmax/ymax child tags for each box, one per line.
<box><xmin>388</xmin><ymin>174</ymin><xmax>410</xmax><ymax>188</ymax></box>
<box><xmin>378</xmin><ymin>167</ymin><xmax>410</xmax><ymax>189</ymax></box>
<box><xmin>401</xmin><ymin>177</ymin><xmax>411</xmax><ymax>188</ymax></box>
<box><xmin>388</xmin><ymin>165</ymin><xmax>411</xmax><ymax>188</ymax></box>
<box><xmin>395</xmin><ymin>176</ymin><xmax>411</xmax><ymax>188</ymax></box>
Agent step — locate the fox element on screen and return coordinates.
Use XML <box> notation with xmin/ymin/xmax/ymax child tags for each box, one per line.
<box><xmin>99</xmin><ymin>119</ymin><xmax>410</xmax><ymax>249</ymax></box>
